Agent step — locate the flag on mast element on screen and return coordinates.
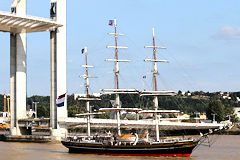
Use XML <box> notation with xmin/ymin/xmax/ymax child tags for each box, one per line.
<box><xmin>56</xmin><ymin>93</ymin><xmax>66</xmax><ymax>107</ymax></box>
<box><xmin>81</xmin><ymin>47</ymin><xmax>87</xmax><ymax>54</ymax></box>
<box><xmin>109</xmin><ymin>20</ymin><xmax>114</xmax><ymax>26</ymax></box>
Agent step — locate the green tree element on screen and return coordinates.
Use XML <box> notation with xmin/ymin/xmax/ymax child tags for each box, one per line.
<box><xmin>37</xmin><ymin>106</ymin><xmax>49</xmax><ymax>118</ymax></box>
<box><xmin>0</xmin><ymin>94</ymin><xmax>4</xmax><ymax>111</ymax></box>
<box><xmin>68</xmin><ymin>105</ymin><xmax>82</xmax><ymax>117</ymax></box>
<box><xmin>224</xmin><ymin>105</ymin><xmax>239</xmax><ymax>122</ymax></box>
<box><xmin>206</xmin><ymin>100</ymin><xmax>224</xmax><ymax>122</ymax></box>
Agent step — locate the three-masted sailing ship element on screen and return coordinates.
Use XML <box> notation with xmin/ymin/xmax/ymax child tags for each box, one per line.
<box><xmin>61</xmin><ymin>19</ymin><xmax>203</xmax><ymax>157</ymax></box>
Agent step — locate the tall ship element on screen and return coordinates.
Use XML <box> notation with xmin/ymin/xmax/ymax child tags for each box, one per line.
<box><xmin>61</xmin><ymin>19</ymin><xmax>204</xmax><ymax>157</ymax></box>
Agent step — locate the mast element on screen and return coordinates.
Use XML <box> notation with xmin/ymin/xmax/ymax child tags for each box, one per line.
<box><xmin>79</xmin><ymin>48</ymin><xmax>100</xmax><ymax>137</ymax></box>
<box><xmin>152</xmin><ymin>28</ymin><xmax>158</xmax><ymax>92</ymax></box>
<box><xmin>152</xmin><ymin>28</ymin><xmax>159</xmax><ymax>141</ymax></box>
<box><xmin>144</xmin><ymin>28</ymin><xmax>168</xmax><ymax>141</ymax></box>
<box><xmin>81</xmin><ymin>47</ymin><xmax>94</xmax><ymax>137</ymax></box>
<box><xmin>106</xmin><ymin>19</ymin><xmax>129</xmax><ymax>136</ymax></box>
<box><xmin>114</xmin><ymin>19</ymin><xmax>119</xmax><ymax>90</ymax></box>
<box><xmin>85</xmin><ymin>47</ymin><xmax>91</xmax><ymax>137</ymax></box>
<box><xmin>114</xmin><ymin>19</ymin><xmax>120</xmax><ymax>136</ymax></box>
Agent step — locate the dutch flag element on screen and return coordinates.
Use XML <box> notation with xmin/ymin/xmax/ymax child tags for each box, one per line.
<box><xmin>56</xmin><ymin>93</ymin><xmax>66</xmax><ymax>107</ymax></box>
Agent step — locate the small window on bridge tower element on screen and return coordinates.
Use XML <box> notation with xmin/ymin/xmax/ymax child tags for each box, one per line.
<box><xmin>50</xmin><ymin>2</ymin><xmax>56</xmax><ymax>18</ymax></box>
<box><xmin>11</xmin><ymin>7</ymin><xmax>16</xmax><ymax>14</ymax></box>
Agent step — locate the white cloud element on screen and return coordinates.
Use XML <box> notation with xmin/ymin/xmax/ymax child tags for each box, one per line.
<box><xmin>212</xmin><ymin>26</ymin><xmax>240</xmax><ymax>40</ymax></box>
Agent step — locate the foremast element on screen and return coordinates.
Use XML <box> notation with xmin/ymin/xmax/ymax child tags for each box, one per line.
<box><xmin>144</xmin><ymin>28</ymin><xmax>168</xmax><ymax>141</ymax></box>
<box><xmin>80</xmin><ymin>47</ymin><xmax>97</xmax><ymax>137</ymax></box>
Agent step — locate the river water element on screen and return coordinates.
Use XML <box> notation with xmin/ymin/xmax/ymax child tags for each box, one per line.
<box><xmin>0</xmin><ymin>135</ymin><xmax>238</xmax><ymax>160</ymax></box>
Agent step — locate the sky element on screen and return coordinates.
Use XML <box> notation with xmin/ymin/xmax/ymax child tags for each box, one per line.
<box><xmin>0</xmin><ymin>0</ymin><xmax>240</xmax><ymax>96</ymax></box>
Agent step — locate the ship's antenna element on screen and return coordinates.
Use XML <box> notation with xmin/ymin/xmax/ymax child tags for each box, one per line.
<box><xmin>144</xmin><ymin>28</ymin><xmax>168</xmax><ymax>141</ymax></box>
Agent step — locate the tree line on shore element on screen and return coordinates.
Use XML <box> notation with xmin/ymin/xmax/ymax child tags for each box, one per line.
<box><xmin>0</xmin><ymin>91</ymin><xmax>239</xmax><ymax>122</ymax></box>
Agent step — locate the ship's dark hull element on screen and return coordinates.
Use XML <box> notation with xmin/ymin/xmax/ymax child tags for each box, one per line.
<box><xmin>62</xmin><ymin>140</ymin><xmax>199</xmax><ymax>157</ymax></box>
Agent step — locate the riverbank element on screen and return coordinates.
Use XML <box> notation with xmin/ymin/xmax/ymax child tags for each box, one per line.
<box><xmin>218</xmin><ymin>127</ymin><xmax>240</xmax><ymax>135</ymax></box>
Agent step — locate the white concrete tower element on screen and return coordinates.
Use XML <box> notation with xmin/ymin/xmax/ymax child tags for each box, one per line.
<box><xmin>10</xmin><ymin>0</ymin><xmax>27</xmax><ymax>135</ymax></box>
<box><xmin>50</xmin><ymin>0</ymin><xmax>67</xmax><ymax>139</ymax></box>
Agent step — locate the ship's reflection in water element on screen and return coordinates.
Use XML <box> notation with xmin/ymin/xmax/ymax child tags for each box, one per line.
<box><xmin>0</xmin><ymin>135</ymin><xmax>238</xmax><ymax>160</ymax></box>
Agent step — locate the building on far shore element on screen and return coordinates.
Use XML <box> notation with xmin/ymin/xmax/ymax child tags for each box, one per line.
<box><xmin>74</xmin><ymin>93</ymin><xmax>101</xmax><ymax>99</ymax></box>
<box><xmin>234</xmin><ymin>107</ymin><xmax>240</xmax><ymax>120</ymax></box>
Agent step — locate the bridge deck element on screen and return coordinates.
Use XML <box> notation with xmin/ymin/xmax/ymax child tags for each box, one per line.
<box><xmin>0</xmin><ymin>11</ymin><xmax>62</xmax><ymax>33</ymax></box>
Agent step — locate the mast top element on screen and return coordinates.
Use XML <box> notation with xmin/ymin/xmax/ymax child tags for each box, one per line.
<box><xmin>106</xmin><ymin>18</ymin><xmax>129</xmax><ymax>90</ymax></box>
<box><xmin>114</xmin><ymin>18</ymin><xmax>117</xmax><ymax>26</ymax></box>
<box><xmin>152</xmin><ymin>27</ymin><xmax>155</xmax><ymax>37</ymax></box>
<box><xmin>144</xmin><ymin>28</ymin><xmax>167</xmax><ymax>50</ymax></box>
<box><xmin>144</xmin><ymin>28</ymin><xmax>169</xmax><ymax>91</ymax></box>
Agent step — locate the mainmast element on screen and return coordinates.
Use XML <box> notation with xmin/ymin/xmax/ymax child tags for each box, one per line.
<box><xmin>144</xmin><ymin>28</ymin><xmax>168</xmax><ymax>141</ymax></box>
<box><xmin>114</xmin><ymin>20</ymin><xmax>119</xmax><ymax>90</ymax></box>
<box><xmin>106</xmin><ymin>19</ymin><xmax>129</xmax><ymax>136</ymax></box>
<box><xmin>113</xmin><ymin>19</ymin><xmax>121</xmax><ymax>136</ymax></box>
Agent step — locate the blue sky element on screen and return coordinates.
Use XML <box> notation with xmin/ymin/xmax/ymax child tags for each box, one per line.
<box><xmin>0</xmin><ymin>0</ymin><xmax>240</xmax><ymax>96</ymax></box>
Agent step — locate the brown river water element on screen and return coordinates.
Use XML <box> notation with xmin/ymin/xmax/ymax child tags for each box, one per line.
<box><xmin>0</xmin><ymin>135</ymin><xmax>238</xmax><ymax>160</ymax></box>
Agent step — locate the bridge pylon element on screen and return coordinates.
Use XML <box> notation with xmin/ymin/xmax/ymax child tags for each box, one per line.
<box><xmin>10</xmin><ymin>0</ymin><xmax>28</xmax><ymax>136</ymax></box>
<box><xmin>2</xmin><ymin>0</ymin><xmax>68</xmax><ymax>139</ymax></box>
<box><xmin>50</xmin><ymin>0</ymin><xmax>68</xmax><ymax>140</ymax></box>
